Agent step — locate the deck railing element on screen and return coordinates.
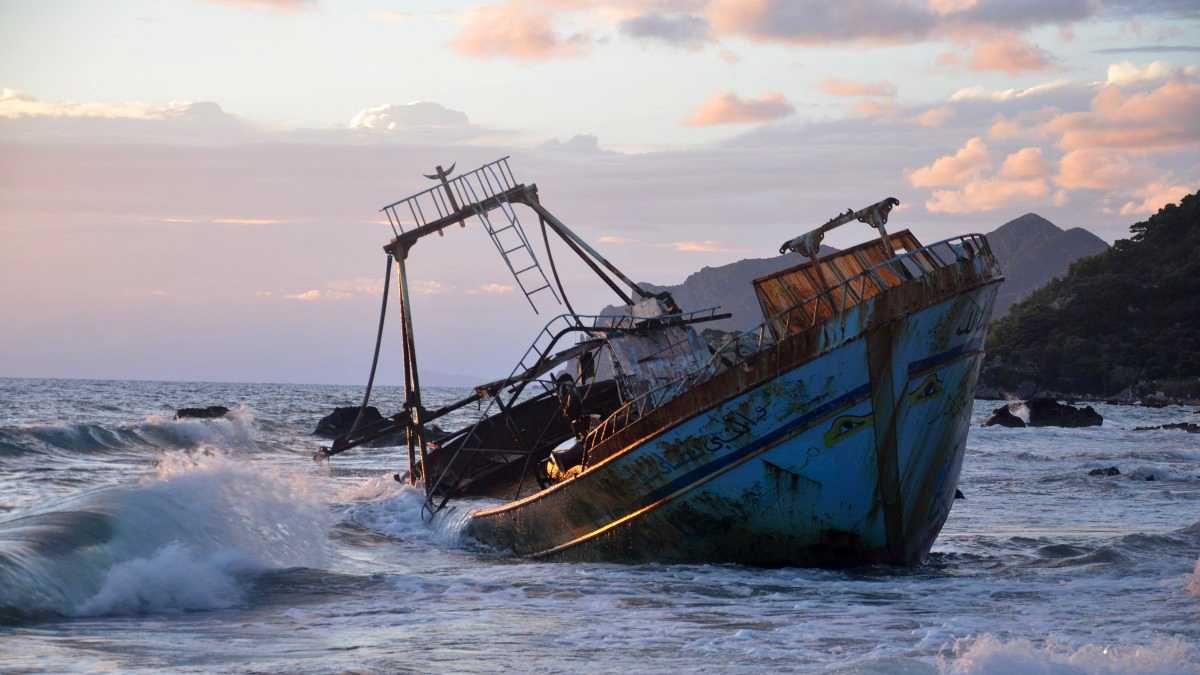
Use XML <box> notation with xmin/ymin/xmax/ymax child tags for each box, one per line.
<box><xmin>581</xmin><ymin>233</ymin><xmax>997</xmax><ymax>459</ymax></box>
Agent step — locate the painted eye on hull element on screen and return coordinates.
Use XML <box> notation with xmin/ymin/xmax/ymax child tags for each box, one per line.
<box><xmin>823</xmin><ymin>414</ymin><xmax>872</xmax><ymax>447</ymax></box>
<box><xmin>908</xmin><ymin>374</ymin><xmax>944</xmax><ymax>404</ymax></box>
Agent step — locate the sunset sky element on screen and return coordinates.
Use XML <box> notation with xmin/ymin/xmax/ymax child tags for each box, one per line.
<box><xmin>2</xmin><ymin>0</ymin><xmax>1198</xmax><ymax>385</ymax></box>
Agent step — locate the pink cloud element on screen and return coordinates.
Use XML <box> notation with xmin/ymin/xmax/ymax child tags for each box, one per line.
<box><xmin>453</xmin><ymin>2</ymin><xmax>588</xmax><ymax>61</ymax></box>
<box><xmin>1119</xmin><ymin>181</ymin><xmax>1192</xmax><ymax>215</ymax></box>
<box><xmin>913</xmin><ymin>105</ymin><xmax>955</xmax><ymax>128</ymax></box>
<box><xmin>967</xmin><ymin>37</ymin><xmax>1053</xmax><ymax>76</ymax></box>
<box><xmin>912</xmin><ymin>140</ymin><xmax>1052</xmax><ymax>214</ymax></box>
<box><xmin>998</xmin><ymin>147</ymin><xmax>1048</xmax><ymax>180</ymax></box>
<box><xmin>987</xmin><ymin>115</ymin><xmax>1022</xmax><ymax>139</ymax></box>
<box><xmin>854</xmin><ymin>98</ymin><xmax>897</xmax><ymax>117</ymax></box>
<box><xmin>819</xmin><ymin>78</ymin><xmax>896</xmax><ymax>98</ymax></box>
<box><xmin>683</xmin><ymin>91</ymin><xmax>794</xmax><ymax>126</ymax></box>
<box><xmin>1046</xmin><ymin>80</ymin><xmax>1200</xmax><ymax>153</ymax></box>
<box><xmin>1055</xmin><ymin>148</ymin><xmax>1142</xmax><ymax>190</ymax></box>
<box><xmin>908</xmin><ymin>137</ymin><xmax>990</xmax><ymax>188</ymax></box>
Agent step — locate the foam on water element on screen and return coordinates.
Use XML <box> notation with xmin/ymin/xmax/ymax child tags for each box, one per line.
<box><xmin>939</xmin><ymin>635</ymin><xmax>1200</xmax><ymax>675</ymax></box>
<box><xmin>0</xmin><ymin>449</ymin><xmax>331</xmax><ymax>620</ymax></box>
<box><xmin>336</xmin><ymin>473</ymin><xmax>490</xmax><ymax>547</ymax></box>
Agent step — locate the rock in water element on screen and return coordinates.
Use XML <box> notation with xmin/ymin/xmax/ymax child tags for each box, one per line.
<box><xmin>175</xmin><ymin>405</ymin><xmax>230</xmax><ymax>420</ymax></box>
<box><xmin>984</xmin><ymin>405</ymin><xmax>1026</xmax><ymax>428</ymax></box>
<box><xmin>1134</xmin><ymin>422</ymin><xmax>1200</xmax><ymax>433</ymax></box>
<box><xmin>1026</xmin><ymin>398</ymin><xmax>1103</xmax><ymax>427</ymax></box>
<box><xmin>314</xmin><ymin>406</ymin><xmax>385</xmax><ymax>437</ymax></box>
<box><xmin>1088</xmin><ymin>466</ymin><xmax>1120</xmax><ymax>477</ymax></box>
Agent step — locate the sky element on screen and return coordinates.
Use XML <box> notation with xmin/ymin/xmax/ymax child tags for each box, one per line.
<box><xmin>1</xmin><ymin>0</ymin><xmax>1198</xmax><ymax>385</ymax></box>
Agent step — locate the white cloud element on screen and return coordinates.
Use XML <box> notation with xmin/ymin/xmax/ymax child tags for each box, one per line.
<box><xmin>670</xmin><ymin>240</ymin><xmax>736</xmax><ymax>252</ymax></box>
<box><xmin>470</xmin><ymin>283</ymin><xmax>514</xmax><ymax>295</ymax></box>
<box><xmin>285</xmin><ymin>289</ymin><xmax>353</xmax><ymax>301</ymax></box>
<box><xmin>949</xmin><ymin>79</ymin><xmax>1072</xmax><ymax>102</ymax></box>
<box><xmin>1105</xmin><ymin>60</ymin><xmax>1199</xmax><ymax>86</ymax></box>
<box><xmin>349</xmin><ymin>101</ymin><xmax>469</xmax><ymax>131</ymax></box>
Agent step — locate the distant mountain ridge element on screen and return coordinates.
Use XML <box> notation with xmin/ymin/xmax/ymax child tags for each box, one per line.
<box><xmin>601</xmin><ymin>213</ymin><xmax>1107</xmax><ymax>330</ymax></box>
<box><xmin>985</xmin><ymin>213</ymin><xmax>1109</xmax><ymax>317</ymax></box>
<box><xmin>603</xmin><ymin>247</ymin><xmax>837</xmax><ymax>331</ymax></box>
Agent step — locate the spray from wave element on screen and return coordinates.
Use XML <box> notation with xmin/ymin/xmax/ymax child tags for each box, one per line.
<box><xmin>0</xmin><ymin>449</ymin><xmax>331</xmax><ymax>621</ymax></box>
<box><xmin>335</xmin><ymin>473</ymin><xmax>483</xmax><ymax>546</ymax></box>
<box><xmin>939</xmin><ymin>634</ymin><xmax>1200</xmax><ymax>674</ymax></box>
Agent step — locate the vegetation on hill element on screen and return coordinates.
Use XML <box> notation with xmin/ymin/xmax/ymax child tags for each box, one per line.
<box><xmin>981</xmin><ymin>191</ymin><xmax>1200</xmax><ymax>400</ymax></box>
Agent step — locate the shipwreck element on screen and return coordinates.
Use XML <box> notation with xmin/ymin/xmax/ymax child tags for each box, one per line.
<box><xmin>317</xmin><ymin>157</ymin><xmax>1003</xmax><ymax>566</ymax></box>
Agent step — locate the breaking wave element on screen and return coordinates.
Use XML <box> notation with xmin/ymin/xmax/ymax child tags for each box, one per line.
<box><xmin>0</xmin><ymin>407</ymin><xmax>257</xmax><ymax>457</ymax></box>
<box><xmin>335</xmin><ymin>473</ymin><xmax>485</xmax><ymax>547</ymax></box>
<box><xmin>0</xmin><ymin>450</ymin><xmax>330</xmax><ymax>622</ymax></box>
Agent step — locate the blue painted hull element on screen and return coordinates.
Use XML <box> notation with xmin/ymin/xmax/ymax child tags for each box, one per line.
<box><xmin>466</xmin><ymin>263</ymin><xmax>1001</xmax><ymax>566</ymax></box>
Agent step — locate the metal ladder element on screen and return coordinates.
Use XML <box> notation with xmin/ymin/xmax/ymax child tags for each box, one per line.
<box><xmin>380</xmin><ymin>157</ymin><xmax>561</xmax><ymax>314</ymax></box>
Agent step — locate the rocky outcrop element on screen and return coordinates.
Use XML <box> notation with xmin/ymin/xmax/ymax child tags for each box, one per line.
<box><xmin>1134</xmin><ymin>422</ymin><xmax>1200</xmax><ymax>433</ymax></box>
<box><xmin>1026</xmin><ymin>398</ymin><xmax>1103</xmax><ymax>427</ymax></box>
<box><xmin>1088</xmin><ymin>466</ymin><xmax>1120</xmax><ymax>477</ymax></box>
<box><xmin>314</xmin><ymin>406</ymin><xmax>385</xmax><ymax>438</ymax></box>
<box><xmin>175</xmin><ymin>405</ymin><xmax>229</xmax><ymax>420</ymax></box>
<box><xmin>984</xmin><ymin>405</ymin><xmax>1026</xmax><ymax>427</ymax></box>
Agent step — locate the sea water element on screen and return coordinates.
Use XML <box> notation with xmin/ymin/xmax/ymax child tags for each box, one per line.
<box><xmin>0</xmin><ymin>377</ymin><xmax>1197</xmax><ymax>673</ymax></box>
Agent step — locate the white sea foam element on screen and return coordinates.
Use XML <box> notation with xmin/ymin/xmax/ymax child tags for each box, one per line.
<box><xmin>0</xmin><ymin>449</ymin><xmax>331</xmax><ymax>618</ymax></box>
<box><xmin>336</xmin><ymin>473</ymin><xmax>488</xmax><ymax>546</ymax></box>
<box><xmin>940</xmin><ymin>635</ymin><xmax>1200</xmax><ymax>674</ymax></box>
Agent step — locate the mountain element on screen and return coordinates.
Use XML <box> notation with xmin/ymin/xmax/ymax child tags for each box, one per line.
<box><xmin>605</xmin><ymin>247</ymin><xmax>836</xmax><ymax>332</ymax></box>
<box><xmin>598</xmin><ymin>212</ymin><xmax>1106</xmax><ymax>333</ymax></box>
<box><xmin>985</xmin><ymin>213</ymin><xmax>1109</xmax><ymax>317</ymax></box>
<box><xmin>981</xmin><ymin>191</ymin><xmax>1200</xmax><ymax>401</ymax></box>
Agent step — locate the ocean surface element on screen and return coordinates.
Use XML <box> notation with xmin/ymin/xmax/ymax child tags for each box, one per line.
<box><xmin>0</xmin><ymin>377</ymin><xmax>1198</xmax><ymax>674</ymax></box>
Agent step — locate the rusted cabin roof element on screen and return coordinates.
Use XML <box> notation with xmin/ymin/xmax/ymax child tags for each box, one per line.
<box><xmin>753</xmin><ymin>230</ymin><xmax>942</xmax><ymax>337</ymax></box>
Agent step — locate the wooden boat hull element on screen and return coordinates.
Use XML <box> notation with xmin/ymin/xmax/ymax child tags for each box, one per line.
<box><xmin>465</xmin><ymin>252</ymin><xmax>1000</xmax><ymax>567</ymax></box>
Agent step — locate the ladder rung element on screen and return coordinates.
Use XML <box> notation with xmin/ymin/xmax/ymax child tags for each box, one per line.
<box><xmin>491</xmin><ymin>224</ymin><xmax>516</xmax><ymax>236</ymax></box>
<box><xmin>526</xmin><ymin>284</ymin><xmax>552</xmax><ymax>295</ymax></box>
<box><xmin>502</xmin><ymin>246</ymin><xmax>527</xmax><ymax>256</ymax></box>
<box><xmin>514</xmin><ymin>264</ymin><xmax>538</xmax><ymax>275</ymax></box>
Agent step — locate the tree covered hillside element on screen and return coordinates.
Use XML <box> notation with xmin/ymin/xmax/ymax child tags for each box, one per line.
<box><xmin>982</xmin><ymin>191</ymin><xmax>1200</xmax><ymax>399</ymax></box>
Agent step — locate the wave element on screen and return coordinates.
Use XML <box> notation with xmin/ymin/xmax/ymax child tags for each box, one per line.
<box><xmin>0</xmin><ymin>407</ymin><xmax>258</xmax><ymax>457</ymax></box>
<box><xmin>334</xmin><ymin>473</ymin><xmax>485</xmax><ymax>547</ymax></box>
<box><xmin>939</xmin><ymin>634</ymin><xmax>1200</xmax><ymax>674</ymax></box>
<box><xmin>0</xmin><ymin>450</ymin><xmax>330</xmax><ymax>622</ymax></box>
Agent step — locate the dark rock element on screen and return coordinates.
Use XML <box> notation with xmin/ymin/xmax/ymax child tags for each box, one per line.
<box><xmin>1088</xmin><ymin>466</ymin><xmax>1120</xmax><ymax>477</ymax></box>
<box><xmin>954</xmin><ymin>489</ymin><xmax>965</xmax><ymax>500</ymax></box>
<box><xmin>1134</xmin><ymin>422</ymin><xmax>1200</xmax><ymax>433</ymax></box>
<box><xmin>175</xmin><ymin>405</ymin><xmax>229</xmax><ymax>420</ymax></box>
<box><xmin>315</xmin><ymin>406</ymin><xmax>385</xmax><ymax>438</ymax></box>
<box><xmin>1145</xmin><ymin>475</ymin><xmax>1156</xmax><ymax>481</ymax></box>
<box><xmin>1026</xmin><ymin>398</ymin><xmax>1103</xmax><ymax>427</ymax></box>
<box><xmin>1140</xmin><ymin>397</ymin><xmax>1170</xmax><ymax>408</ymax></box>
<box><xmin>984</xmin><ymin>405</ymin><xmax>1026</xmax><ymax>428</ymax></box>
